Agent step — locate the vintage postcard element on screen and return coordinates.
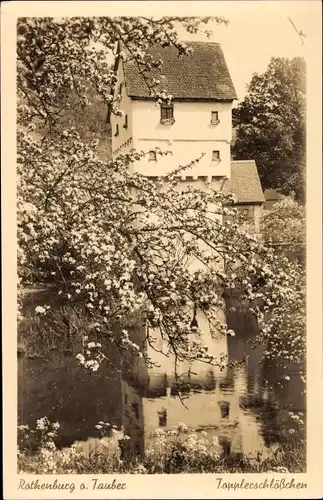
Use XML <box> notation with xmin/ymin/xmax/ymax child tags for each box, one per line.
<box><xmin>2</xmin><ymin>1</ymin><xmax>322</xmax><ymax>498</ymax></box>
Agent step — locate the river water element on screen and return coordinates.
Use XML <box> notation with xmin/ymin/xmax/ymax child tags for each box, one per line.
<box><xmin>18</xmin><ymin>297</ymin><xmax>305</xmax><ymax>461</ymax></box>
<box><xmin>71</xmin><ymin>309</ymin><xmax>305</xmax><ymax>461</ymax></box>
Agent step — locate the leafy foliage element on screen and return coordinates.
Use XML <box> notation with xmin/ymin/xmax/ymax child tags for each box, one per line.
<box><xmin>232</xmin><ymin>57</ymin><xmax>306</xmax><ymax>201</ymax></box>
<box><xmin>260</xmin><ymin>195</ymin><xmax>305</xmax><ymax>248</ymax></box>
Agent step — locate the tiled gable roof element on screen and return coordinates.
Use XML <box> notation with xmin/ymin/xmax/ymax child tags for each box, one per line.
<box><xmin>225</xmin><ymin>160</ymin><xmax>265</xmax><ymax>204</ymax></box>
<box><xmin>123</xmin><ymin>41</ymin><xmax>237</xmax><ymax>100</ymax></box>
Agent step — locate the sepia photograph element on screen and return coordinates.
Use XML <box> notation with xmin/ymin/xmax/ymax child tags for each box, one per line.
<box><xmin>1</xmin><ymin>0</ymin><xmax>322</xmax><ymax>498</ymax></box>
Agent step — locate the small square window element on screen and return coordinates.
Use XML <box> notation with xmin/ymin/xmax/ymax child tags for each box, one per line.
<box><xmin>160</xmin><ymin>103</ymin><xmax>175</xmax><ymax>124</ymax></box>
<box><xmin>149</xmin><ymin>150</ymin><xmax>157</xmax><ymax>161</ymax></box>
<box><xmin>123</xmin><ymin>114</ymin><xmax>128</xmax><ymax>129</ymax></box>
<box><xmin>211</xmin><ymin>111</ymin><xmax>219</xmax><ymax>123</ymax></box>
<box><xmin>240</xmin><ymin>208</ymin><xmax>249</xmax><ymax>216</ymax></box>
<box><xmin>212</xmin><ymin>150</ymin><xmax>220</xmax><ymax>162</ymax></box>
<box><xmin>219</xmin><ymin>401</ymin><xmax>230</xmax><ymax>418</ymax></box>
<box><xmin>114</xmin><ymin>124</ymin><xmax>119</xmax><ymax>137</ymax></box>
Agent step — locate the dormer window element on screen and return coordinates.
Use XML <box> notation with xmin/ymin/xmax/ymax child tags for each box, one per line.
<box><xmin>114</xmin><ymin>124</ymin><xmax>119</xmax><ymax>137</ymax></box>
<box><xmin>123</xmin><ymin>114</ymin><xmax>128</xmax><ymax>129</ymax></box>
<box><xmin>212</xmin><ymin>150</ymin><xmax>221</xmax><ymax>162</ymax></box>
<box><xmin>160</xmin><ymin>103</ymin><xmax>175</xmax><ymax>124</ymax></box>
<box><xmin>149</xmin><ymin>150</ymin><xmax>157</xmax><ymax>162</ymax></box>
<box><xmin>211</xmin><ymin>111</ymin><xmax>219</xmax><ymax>124</ymax></box>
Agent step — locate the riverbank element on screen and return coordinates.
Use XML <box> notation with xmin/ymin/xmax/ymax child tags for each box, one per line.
<box><xmin>18</xmin><ymin>439</ymin><xmax>306</xmax><ymax>474</ymax></box>
<box><xmin>18</xmin><ymin>419</ymin><xmax>305</xmax><ymax>474</ymax></box>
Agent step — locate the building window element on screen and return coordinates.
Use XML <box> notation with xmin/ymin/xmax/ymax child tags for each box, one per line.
<box><xmin>119</xmin><ymin>82</ymin><xmax>123</xmax><ymax>95</ymax></box>
<box><xmin>149</xmin><ymin>150</ymin><xmax>157</xmax><ymax>162</ymax></box>
<box><xmin>219</xmin><ymin>401</ymin><xmax>230</xmax><ymax>419</ymax></box>
<box><xmin>123</xmin><ymin>114</ymin><xmax>128</xmax><ymax>129</ymax></box>
<box><xmin>211</xmin><ymin>110</ymin><xmax>219</xmax><ymax>124</ymax></box>
<box><xmin>114</xmin><ymin>124</ymin><xmax>119</xmax><ymax>137</ymax></box>
<box><xmin>212</xmin><ymin>150</ymin><xmax>221</xmax><ymax>162</ymax></box>
<box><xmin>158</xmin><ymin>408</ymin><xmax>167</xmax><ymax>427</ymax></box>
<box><xmin>239</xmin><ymin>208</ymin><xmax>250</xmax><ymax>218</ymax></box>
<box><xmin>160</xmin><ymin>103</ymin><xmax>175</xmax><ymax>124</ymax></box>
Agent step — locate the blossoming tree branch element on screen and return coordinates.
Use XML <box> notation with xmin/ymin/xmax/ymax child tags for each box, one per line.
<box><xmin>17</xmin><ymin>17</ymin><xmax>305</xmax><ymax>383</ymax></box>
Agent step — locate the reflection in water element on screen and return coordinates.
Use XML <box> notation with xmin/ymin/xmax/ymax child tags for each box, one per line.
<box><xmin>19</xmin><ymin>304</ymin><xmax>305</xmax><ymax>461</ymax></box>
<box><xmin>76</xmin><ymin>318</ymin><xmax>304</xmax><ymax>461</ymax></box>
<box><xmin>120</xmin><ymin>363</ymin><xmax>277</xmax><ymax>461</ymax></box>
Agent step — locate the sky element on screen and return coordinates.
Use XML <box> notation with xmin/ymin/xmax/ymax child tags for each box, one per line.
<box><xmin>8</xmin><ymin>0</ymin><xmax>321</xmax><ymax>105</ymax></box>
<box><xmin>174</xmin><ymin>1</ymin><xmax>318</xmax><ymax>103</ymax></box>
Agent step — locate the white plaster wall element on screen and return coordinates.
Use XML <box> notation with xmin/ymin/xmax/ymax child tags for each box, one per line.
<box><xmin>234</xmin><ymin>204</ymin><xmax>263</xmax><ymax>234</ymax></box>
<box><xmin>111</xmin><ymin>63</ymin><xmax>134</xmax><ymax>156</ymax></box>
<box><xmin>132</xmin><ymin>139</ymin><xmax>230</xmax><ymax>179</ymax></box>
<box><xmin>130</xmin><ymin>177</ymin><xmax>224</xmax><ymax>265</ymax></box>
<box><xmin>132</xmin><ymin>100</ymin><xmax>233</xmax><ymax>141</ymax></box>
<box><xmin>130</xmin><ymin>99</ymin><xmax>232</xmax><ymax>179</ymax></box>
<box><xmin>131</xmin><ymin>175</ymin><xmax>226</xmax><ymax>380</ymax></box>
<box><xmin>254</xmin><ymin>204</ymin><xmax>263</xmax><ymax>234</ymax></box>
